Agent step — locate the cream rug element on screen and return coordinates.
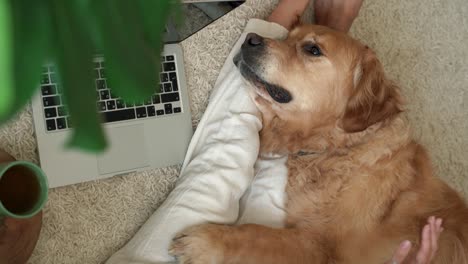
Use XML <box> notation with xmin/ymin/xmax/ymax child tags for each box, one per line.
<box><xmin>0</xmin><ymin>0</ymin><xmax>466</xmax><ymax>263</ymax></box>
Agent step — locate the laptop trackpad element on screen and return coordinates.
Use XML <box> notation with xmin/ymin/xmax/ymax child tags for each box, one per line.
<box><xmin>97</xmin><ymin>124</ymin><xmax>149</xmax><ymax>175</ymax></box>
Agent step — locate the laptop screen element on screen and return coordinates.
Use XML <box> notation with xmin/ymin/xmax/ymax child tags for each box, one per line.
<box><xmin>164</xmin><ymin>0</ymin><xmax>245</xmax><ymax>43</ymax></box>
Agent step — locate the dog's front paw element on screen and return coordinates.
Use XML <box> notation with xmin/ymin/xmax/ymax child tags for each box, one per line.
<box><xmin>169</xmin><ymin>224</ymin><xmax>227</xmax><ymax>264</ymax></box>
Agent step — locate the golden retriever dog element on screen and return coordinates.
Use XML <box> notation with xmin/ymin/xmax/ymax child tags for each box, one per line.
<box><xmin>170</xmin><ymin>24</ymin><xmax>468</xmax><ymax>264</ymax></box>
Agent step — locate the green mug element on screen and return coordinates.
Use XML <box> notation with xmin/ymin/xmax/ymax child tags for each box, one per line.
<box><xmin>0</xmin><ymin>161</ymin><xmax>48</xmax><ymax>219</ymax></box>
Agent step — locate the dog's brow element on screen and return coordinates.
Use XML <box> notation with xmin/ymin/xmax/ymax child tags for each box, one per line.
<box><xmin>302</xmin><ymin>34</ymin><xmax>317</xmax><ymax>42</ymax></box>
<box><xmin>303</xmin><ymin>35</ymin><xmax>325</xmax><ymax>46</ymax></box>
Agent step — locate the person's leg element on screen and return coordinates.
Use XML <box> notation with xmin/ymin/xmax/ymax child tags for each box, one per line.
<box><xmin>314</xmin><ymin>0</ymin><xmax>363</xmax><ymax>32</ymax></box>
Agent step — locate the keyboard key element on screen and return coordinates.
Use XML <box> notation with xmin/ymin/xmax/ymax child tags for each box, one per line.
<box><xmin>160</xmin><ymin>73</ymin><xmax>168</xmax><ymax>82</ymax></box>
<box><xmin>156</xmin><ymin>109</ymin><xmax>164</xmax><ymax>116</ymax></box>
<box><xmin>44</xmin><ymin>108</ymin><xmax>57</xmax><ymax>118</ymax></box>
<box><xmin>158</xmin><ymin>84</ymin><xmax>163</xmax><ymax>94</ymax></box>
<box><xmin>171</xmin><ymin>80</ymin><xmax>178</xmax><ymax>91</ymax></box>
<box><xmin>50</xmin><ymin>73</ymin><xmax>57</xmax><ymax>83</ymax></box>
<box><xmin>152</xmin><ymin>95</ymin><xmax>160</xmax><ymax>104</ymax></box>
<box><xmin>169</xmin><ymin>72</ymin><xmax>177</xmax><ymax>81</ymax></box>
<box><xmin>57</xmin><ymin>118</ymin><xmax>67</xmax><ymax>129</ymax></box>
<box><xmin>99</xmin><ymin>69</ymin><xmax>105</xmax><ymax>78</ymax></box>
<box><xmin>135</xmin><ymin>101</ymin><xmax>143</xmax><ymax>106</ymax></box>
<box><xmin>164</xmin><ymin>83</ymin><xmax>172</xmax><ymax>92</ymax></box>
<box><xmin>100</xmin><ymin>90</ymin><xmax>110</xmax><ymax>100</ymax></box>
<box><xmin>145</xmin><ymin>99</ymin><xmax>152</xmax><ymax>105</ymax></box>
<box><xmin>116</xmin><ymin>99</ymin><xmax>125</xmax><ymax>109</ymax></box>
<box><xmin>166</xmin><ymin>55</ymin><xmax>174</xmax><ymax>61</ymax></box>
<box><xmin>126</xmin><ymin>101</ymin><xmax>135</xmax><ymax>107</ymax></box>
<box><xmin>136</xmin><ymin>107</ymin><xmax>147</xmax><ymax>118</ymax></box>
<box><xmin>94</xmin><ymin>62</ymin><xmax>100</xmax><ymax>69</ymax></box>
<box><xmin>161</xmin><ymin>92</ymin><xmax>179</xmax><ymax>103</ymax></box>
<box><xmin>97</xmin><ymin>101</ymin><xmax>106</xmax><ymax>111</ymax></box>
<box><xmin>103</xmin><ymin>109</ymin><xmax>136</xmax><ymax>123</ymax></box>
<box><xmin>100</xmin><ymin>61</ymin><xmax>105</xmax><ymax>68</ymax></box>
<box><xmin>43</xmin><ymin>96</ymin><xmax>60</xmax><ymax>107</ymax></box>
<box><xmin>57</xmin><ymin>106</ymin><xmax>68</xmax><ymax>116</ymax></box>
<box><xmin>163</xmin><ymin>62</ymin><xmax>175</xmax><ymax>71</ymax></box>
<box><xmin>95</xmin><ymin>70</ymin><xmax>100</xmax><ymax>79</ymax></box>
<box><xmin>164</xmin><ymin>103</ymin><xmax>173</xmax><ymax>114</ymax></box>
<box><xmin>147</xmin><ymin>106</ymin><xmax>156</xmax><ymax>116</ymax></box>
<box><xmin>173</xmin><ymin>107</ymin><xmax>181</xmax><ymax>113</ymax></box>
<box><xmin>106</xmin><ymin>100</ymin><xmax>116</xmax><ymax>110</ymax></box>
<box><xmin>96</xmin><ymin>91</ymin><xmax>100</xmax><ymax>100</ymax></box>
<box><xmin>96</xmin><ymin>79</ymin><xmax>106</xmax><ymax>90</ymax></box>
<box><xmin>41</xmin><ymin>85</ymin><xmax>56</xmax><ymax>96</ymax></box>
<box><xmin>46</xmin><ymin>119</ymin><xmax>56</xmax><ymax>131</ymax></box>
<box><xmin>41</xmin><ymin>74</ymin><xmax>49</xmax><ymax>84</ymax></box>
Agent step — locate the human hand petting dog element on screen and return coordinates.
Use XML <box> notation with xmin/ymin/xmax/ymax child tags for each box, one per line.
<box><xmin>268</xmin><ymin>0</ymin><xmax>363</xmax><ymax>32</ymax></box>
<box><xmin>267</xmin><ymin>0</ymin><xmax>310</xmax><ymax>30</ymax></box>
<box><xmin>386</xmin><ymin>216</ymin><xmax>444</xmax><ymax>264</ymax></box>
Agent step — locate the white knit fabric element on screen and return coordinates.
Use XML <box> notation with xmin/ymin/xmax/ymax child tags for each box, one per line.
<box><xmin>106</xmin><ymin>19</ymin><xmax>289</xmax><ymax>264</ymax></box>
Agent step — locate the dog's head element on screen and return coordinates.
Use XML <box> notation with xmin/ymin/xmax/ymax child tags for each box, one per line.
<box><xmin>235</xmin><ymin>24</ymin><xmax>403</xmax><ymax>150</ymax></box>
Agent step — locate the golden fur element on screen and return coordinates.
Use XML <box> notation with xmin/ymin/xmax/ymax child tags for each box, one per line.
<box><xmin>170</xmin><ymin>24</ymin><xmax>468</xmax><ymax>264</ymax></box>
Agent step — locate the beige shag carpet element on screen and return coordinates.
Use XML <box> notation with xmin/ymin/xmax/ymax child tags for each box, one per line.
<box><xmin>0</xmin><ymin>0</ymin><xmax>466</xmax><ymax>263</ymax></box>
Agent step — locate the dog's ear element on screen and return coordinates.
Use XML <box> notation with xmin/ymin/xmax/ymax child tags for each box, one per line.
<box><xmin>341</xmin><ymin>48</ymin><xmax>403</xmax><ymax>133</ymax></box>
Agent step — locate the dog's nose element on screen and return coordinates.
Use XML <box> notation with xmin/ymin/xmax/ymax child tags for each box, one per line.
<box><xmin>245</xmin><ymin>33</ymin><xmax>264</xmax><ymax>46</ymax></box>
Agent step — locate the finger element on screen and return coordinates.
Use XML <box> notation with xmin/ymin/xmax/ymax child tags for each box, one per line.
<box><xmin>386</xmin><ymin>240</ymin><xmax>412</xmax><ymax>264</ymax></box>
<box><xmin>429</xmin><ymin>216</ymin><xmax>435</xmax><ymax>234</ymax></box>
<box><xmin>430</xmin><ymin>218</ymin><xmax>444</xmax><ymax>261</ymax></box>
<box><xmin>416</xmin><ymin>224</ymin><xmax>431</xmax><ymax>263</ymax></box>
<box><xmin>436</xmin><ymin>218</ymin><xmax>443</xmax><ymax>234</ymax></box>
<box><xmin>429</xmin><ymin>217</ymin><xmax>435</xmax><ymax>242</ymax></box>
<box><xmin>430</xmin><ymin>217</ymin><xmax>438</xmax><ymax>260</ymax></box>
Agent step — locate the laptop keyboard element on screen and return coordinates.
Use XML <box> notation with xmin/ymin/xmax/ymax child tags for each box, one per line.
<box><xmin>41</xmin><ymin>55</ymin><xmax>182</xmax><ymax>132</ymax></box>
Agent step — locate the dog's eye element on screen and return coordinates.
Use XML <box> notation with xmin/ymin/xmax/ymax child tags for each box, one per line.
<box><xmin>303</xmin><ymin>44</ymin><xmax>322</xmax><ymax>56</ymax></box>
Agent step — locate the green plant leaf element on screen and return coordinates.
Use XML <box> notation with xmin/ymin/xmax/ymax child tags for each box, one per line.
<box><xmin>139</xmin><ymin>0</ymin><xmax>177</xmax><ymax>94</ymax></box>
<box><xmin>90</xmin><ymin>0</ymin><xmax>174</xmax><ymax>103</ymax></box>
<box><xmin>138</xmin><ymin>0</ymin><xmax>176</xmax><ymax>47</ymax></box>
<box><xmin>5</xmin><ymin>0</ymin><xmax>51</xmax><ymax>122</ymax></box>
<box><xmin>49</xmin><ymin>0</ymin><xmax>106</xmax><ymax>152</ymax></box>
<box><xmin>0</xmin><ymin>0</ymin><xmax>13</xmax><ymax>120</ymax></box>
<box><xmin>0</xmin><ymin>0</ymin><xmax>179</xmax><ymax>153</ymax></box>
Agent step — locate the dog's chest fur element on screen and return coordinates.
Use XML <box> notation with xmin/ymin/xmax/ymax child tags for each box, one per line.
<box><xmin>284</xmin><ymin>153</ymin><xmax>370</xmax><ymax>229</ymax></box>
<box><xmin>282</xmin><ymin>130</ymin><xmax>416</xmax><ymax>235</ymax></box>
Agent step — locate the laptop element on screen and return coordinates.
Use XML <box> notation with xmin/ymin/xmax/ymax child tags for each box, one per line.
<box><xmin>31</xmin><ymin>0</ymin><xmax>245</xmax><ymax>188</ymax></box>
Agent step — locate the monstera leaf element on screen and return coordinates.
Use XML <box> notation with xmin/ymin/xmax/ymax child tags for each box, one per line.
<box><xmin>0</xmin><ymin>0</ymin><xmax>13</xmax><ymax>119</ymax></box>
<box><xmin>0</xmin><ymin>0</ymin><xmax>177</xmax><ymax>152</ymax></box>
